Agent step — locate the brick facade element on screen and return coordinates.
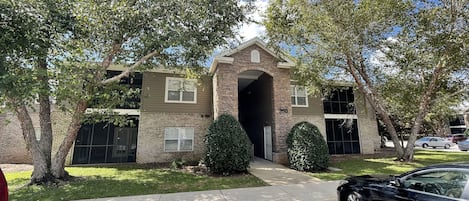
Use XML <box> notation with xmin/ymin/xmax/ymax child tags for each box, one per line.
<box><xmin>212</xmin><ymin>44</ymin><xmax>293</xmax><ymax>164</ymax></box>
<box><xmin>136</xmin><ymin>112</ymin><xmax>212</xmax><ymax>163</ymax></box>
<box><xmin>0</xmin><ymin>107</ymin><xmax>72</xmax><ymax>164</ymax></box>
<box><xmin>1</xmin><ymin>38</ymin><xmax>384</xmax><ymax>165</ymax></box>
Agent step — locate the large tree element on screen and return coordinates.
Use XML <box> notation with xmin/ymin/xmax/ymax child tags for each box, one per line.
<box><xmin>1</xmin><ymin>0</ymin><xmax>250</xmax><ymax>184</ymax></box>
<box><xmin>265</xmin><ymin>0</ymin><xmax>468</xmax><ymax>161</ymax></box>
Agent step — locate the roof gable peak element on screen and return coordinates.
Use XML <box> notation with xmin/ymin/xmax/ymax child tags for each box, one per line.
<box><xmin>209</xmin><ymin>37</ymin><xmax>295</xmax><ymax>73</ymax></box>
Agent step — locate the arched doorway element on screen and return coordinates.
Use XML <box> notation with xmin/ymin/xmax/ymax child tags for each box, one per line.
<box><xmin>238</xmin><ymin>70</ymin><xmax>273</xmax><ymax>160</ymax></box>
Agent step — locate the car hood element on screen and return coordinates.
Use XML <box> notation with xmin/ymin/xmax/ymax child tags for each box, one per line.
<box><xmin>345</xmin><ymin>175</ymin><xmax>394</xmax><ymax>185</ymax></box>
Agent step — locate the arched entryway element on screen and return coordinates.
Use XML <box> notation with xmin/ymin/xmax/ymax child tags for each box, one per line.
<box><xmin>238</xmin><ymin>70</ymin><xmax>273</xmax><ymax>160</ymax></box>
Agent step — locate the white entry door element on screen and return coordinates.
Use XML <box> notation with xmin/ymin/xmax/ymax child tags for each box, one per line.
<box><xmin>264</xmin><ymin>126</ymin><xmax>273</xmax><ymax>161</ymax></box>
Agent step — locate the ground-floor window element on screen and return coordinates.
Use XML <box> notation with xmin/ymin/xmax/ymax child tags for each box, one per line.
<box><xmin>325</xmin><ymin>119</ymin><xmax>360</xmax><ymax>154</ymax></box>
<box><xmin>72</xmin><ymin>119</ymin><xmax>138</xmax><ymax>164</ymax></box>
<box><xmin>164</xmin><ymin>127</ymin><xmax>194</xmax><ymax>152</ymax></box>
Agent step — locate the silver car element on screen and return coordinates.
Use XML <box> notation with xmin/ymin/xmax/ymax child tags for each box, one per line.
<box><xmin>415</xmin><ymin>137</ymin><xmax>453</xmax><ymax>149</ymax></box>
<box><xmin>458</xmin><ymin>139</ymin><xmax>469</xmax><ymax>151</ymax></box>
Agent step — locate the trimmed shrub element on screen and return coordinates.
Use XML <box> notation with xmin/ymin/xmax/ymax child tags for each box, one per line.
<box><xmin>287</xmin><ymin>121</ymin><xmax>329</xmax><ymax>172</ymax></box>
<box><xmin>204</xmin><ymin>114</ymin><xmax>252</xmax><ymax>174</ymax></box>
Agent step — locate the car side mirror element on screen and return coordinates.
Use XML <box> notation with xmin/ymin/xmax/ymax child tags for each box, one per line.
<box><xmin>390</xmin><ymin>176</ymin><xmax>401</xmax><ymax>187</ymax></box>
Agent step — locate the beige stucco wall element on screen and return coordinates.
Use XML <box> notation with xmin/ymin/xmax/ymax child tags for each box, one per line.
<box><xmin>136</xmin><ymin>112</ymin><xmax>212</xmax><ymax>163</ymax></box>
<box><xmin>291</xmin><ymin>115</ymin><xmax>327</xmax><ymax>139</ymax></box>
<box><xmin>354</xmin><ymin>92</ymin><xmax>380</xmax><ymax>154</ymax></box>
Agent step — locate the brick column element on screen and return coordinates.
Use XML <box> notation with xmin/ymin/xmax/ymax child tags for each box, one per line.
<box><xmin>212</xmin><ymin>64</ymin><xmax>238</xmax><ymax>119</ymax></box>
<box><xmin>271</xmin><ymin>70</ymin><xmax>292</xmax><ymax>164</ymax></box>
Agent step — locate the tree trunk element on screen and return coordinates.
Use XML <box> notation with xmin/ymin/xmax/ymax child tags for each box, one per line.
<box><xmin>51</xmin><ymin>100</ymin><xmax>87</xmax><ymax>178</ymax></box>
<box><xmin>345</xmin><ymin>54</ymin><xmax>405</xmax><ymax>158</ymax></box>
<box><xmin>38</xmin><ymin>60</ymin><xmax>53</xmax><ymax>169</ymax></box>
<box><xmin>14</xmin><ymin>103</ymin><xmax>52</xmax><ymax>184</ymax></box>
<box><xmin>403</xmin><ymin>58</ymin><xmax>446</xmax><ymax>161</ymax></box>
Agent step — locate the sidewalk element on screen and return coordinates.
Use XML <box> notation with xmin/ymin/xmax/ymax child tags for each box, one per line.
<box><xmin>76</xmin><ymin>158</ymin><xmax>340</xmax><ymax>201</ymax></box>
<box><xmin>76</xmin><ymin>181</ymin><xmax>340</xmax><ymax>201</ymax></box>
<box><xmin>248</xmin><ymin>157</ymin><xmax>322</xmax><ymax>185</ymax></box>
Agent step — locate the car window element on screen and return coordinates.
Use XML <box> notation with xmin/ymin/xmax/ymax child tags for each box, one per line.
<box><xmin>402</xmin><ymin>170</ymin><xmax>469</xmax><ymax>199</ymax></box>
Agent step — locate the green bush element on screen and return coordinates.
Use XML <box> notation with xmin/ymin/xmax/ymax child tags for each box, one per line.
<box><xmin>204</xmin><ymin>114</ymin><xmax>252</xmax><ymax>174</ymax></box>
<box><xmin>287</xmin><ymin>121</ymin><xmax>329</xmax><ymax>172</ymax></box>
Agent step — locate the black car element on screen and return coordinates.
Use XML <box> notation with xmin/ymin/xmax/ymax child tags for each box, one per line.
<box><xmin>337</xmin><ymin>163</ymin><xmax>469</xmax><ymax>201</ymax></box>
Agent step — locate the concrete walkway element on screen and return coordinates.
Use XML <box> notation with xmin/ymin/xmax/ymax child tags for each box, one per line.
<box><xmin>76</xmin><ymin>181</ymin><xmax>341</xmax><ymax>201</ymax></box>
<box><xmin>76</xmin><ymin>158</ymin><xmax>340</xmax><ymax>201</ymax></box>
<box><xmin>248</xmin><ymin>157</ymin><xmax>322</xmax><ymax>185</ymax></box>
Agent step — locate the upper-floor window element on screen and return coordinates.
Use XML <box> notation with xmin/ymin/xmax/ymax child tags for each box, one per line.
<box><xmin>165</xmin><ymin>77</ymin><xmax>197</xmax><ymax>103</ymax></box>
<box><xmin>291</xmin><ymin>85</ymin><xmax>308</xmax><ymax>107</ymax></box>
<box><xmin>89</xmin><ymin>71</ymin><xmax>143</xmax><ymax>109</ymax></box>
<box><xmin>323</xmin><ymin>87</ymin><xmax>355</xmax><ymax>114</ymax></box>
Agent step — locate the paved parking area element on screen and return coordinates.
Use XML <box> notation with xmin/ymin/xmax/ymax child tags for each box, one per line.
<box><xmin>385</xmin><ymin>141</ymin><xmax>464</xmax><ymax>152</ymax></box>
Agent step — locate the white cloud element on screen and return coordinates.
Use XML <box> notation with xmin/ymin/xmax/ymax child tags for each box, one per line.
<box><xmin>238</xmin><ymin>0</ymin><xmax>268</xmax><ymax>40</ymax></box>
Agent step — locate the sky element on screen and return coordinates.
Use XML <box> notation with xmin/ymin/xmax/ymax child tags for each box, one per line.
<box><xmin>238</xmin><ymin>0</ymin><xmax>269</xmax><ymax>40</ymax></box>
<box><xmin>204</xmin><ymin>0</ymin><xmax>268</xmax><ymax>67</ymax></box>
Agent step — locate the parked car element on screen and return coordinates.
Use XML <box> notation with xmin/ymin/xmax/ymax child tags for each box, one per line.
<box><xmin>448</xmin><ymin>134</ymin><xmax>468</xmax><ymax>144</ymax></box>
<box><xmin>415</xmin><ymin>137</ymin><xmax>453</xmax><ymax>149</ymax></box>
<box><xmin>458</xmin><ymin>139</ymin><xmax>469</xmax><ymax>151</ymax></box>
<box><xmin>0</xmin><ymin>168</ymin><xmax>8</xmax><ymax>201</ymax></box>
<box><xmin>337</xmin><ymin>162</ymin><xmax>469</xmax><ymax>201</ymax></box>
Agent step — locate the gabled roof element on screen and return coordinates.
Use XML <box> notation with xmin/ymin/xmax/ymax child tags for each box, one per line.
<box><xmin>209</xmin><ymin>37</ymin><xmax>295</xmax><ymax>73</ymax></box>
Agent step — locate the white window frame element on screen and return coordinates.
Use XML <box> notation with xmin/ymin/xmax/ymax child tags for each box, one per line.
<box><xmin>164</xmin><ymin>127</ymin><xmax>194</xmax><ymax>152</ymax></box>
<box><xmin>164</xmin><ymin>77</ymin><xmax>197</xmax><ymax>104</ymax></box>
<box><xmin>291</xmin><ymin>85</ymin><xmax>309</xmax><ymax>107</ymax></box>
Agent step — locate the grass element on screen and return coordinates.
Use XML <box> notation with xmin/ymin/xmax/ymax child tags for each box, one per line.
<box><xmin>310</xmin><ymin>150</ymin><xmax>469</xmax><ymax>180</ymax></box>
<box><xmin>5</xmin><ymin>164</ymin><xmax>266</xmax><ymax>201</ymax></box>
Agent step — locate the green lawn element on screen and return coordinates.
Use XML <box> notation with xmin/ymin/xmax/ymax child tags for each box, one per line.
<box><xmin>6</xmin><ymin>164</ymin><xmax>266</xmax><ymax>201</ymax></box>
<box><xmin>311</xmin><ymin>150</ymin><xmax>469</xmax><ymax>180</ymax></box>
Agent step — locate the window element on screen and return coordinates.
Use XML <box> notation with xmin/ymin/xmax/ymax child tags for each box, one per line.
<box><xmin>403</xmin><ymin>170</ymin><xmax>469</xmax><ymax>198</ymax></box>
<box><xmin>251</xmin><ymin>50</ymin><xmax>260</xmax><ymax>63</ymax></box>
<box><xmin>34</xmin><ymin>127</ymin><xmax>41</xmax><ymax>141</ymax></box>
<box><xmin>164</xmin><ymin>127</ymin><xmax>194</xmax><ymax>152</ymax></box>
<box><xmin>323</xmin><ymin>87</ymin><xmax>355</xmax><ymax>114</ymax></box>
<box><xmin>326</xmin><ymin>119</ymin><xmax>360</xmax><ymax>154</ymax></box>
<box><xmin>165</xmin><ymin>77</ymin><xmax>197</xmax><ymax>103</ymax></box>
<box><xmin>90</xmin><ymin>71</ymin><xmax>142</xmax><ymax>109</ymax></box>
<box><xmin>291</xmin><ymin>85</ymin><xmax>308</xmax><ymax>107</ymax></box>
<box><xmin>72</xmin><ymin>118</ymin><xmax>139</xmax><ymax>164</ymax></box>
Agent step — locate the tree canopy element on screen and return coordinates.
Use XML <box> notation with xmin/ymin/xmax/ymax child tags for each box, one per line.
<box><xmin>265</xmin><ymin>0</ymin><xmax>468</xmax><ymax>161</ymax></box>
<box><xmin>1</xmin><ymin>0</ymin><xmax>251</xmax><ymax>184</ymax></box>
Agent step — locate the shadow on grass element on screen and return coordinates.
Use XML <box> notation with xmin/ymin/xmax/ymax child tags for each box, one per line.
<box><xmin>312</xmin><ymin>150</ymin><xmax>469</xmax><ymax>181</ymax></box>
<box><xmin>9</xmin><ymin>166</ymin><xmax>265</xmax><ymax>201</ymax></box>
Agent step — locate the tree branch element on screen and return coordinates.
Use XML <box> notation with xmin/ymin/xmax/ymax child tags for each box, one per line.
<box><xmin>100</xmin><ymin>50</ymin><xmax>160</xmax><ymax>85</ymax></box>
<box><xmin>404</xmin><ymin>56</ymin><xmax>447</xmax><ymax>154</ymax></box>
<box><xmin>101</xmin><ymin>41</ymin><xmax>122</xmax><ymax>69</ymax></box>
<box><xmin>345</xmin><ymin>52</ymin><xmax>404</xmax><ymax>156</ymax></box>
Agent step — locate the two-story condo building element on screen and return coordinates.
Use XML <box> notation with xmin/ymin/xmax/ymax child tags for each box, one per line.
<box><xmin>0</xmin><ymin>38</ymin><xmax>382</xmax><ymax>165</ymax></box>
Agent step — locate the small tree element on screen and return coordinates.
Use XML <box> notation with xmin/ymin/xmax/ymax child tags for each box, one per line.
<box><xmin>204</xmin><ymin>114</ymin><xmax>252</xmax><ymax>174</ymax></box>
<box><xmin>287</xmin><ymin>122</ymin><xmax>329</xmax><ymax>172</ymax></box>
